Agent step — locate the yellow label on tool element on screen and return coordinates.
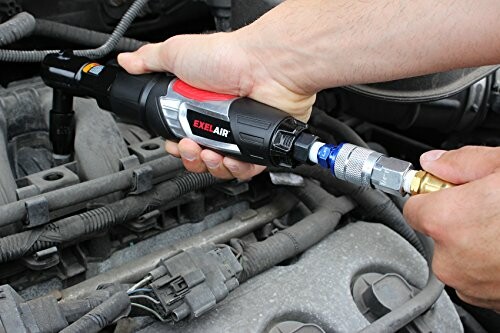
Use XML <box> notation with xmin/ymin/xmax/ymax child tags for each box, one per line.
<box><xmin>82</xmin><ymin>62</ymin><xmax>105</xmax><ymax>76</ymax></box>
<box><xmin>82</xmin><ymin>63</ymin><xmax>100</xmax><ymax>73</ymax></box>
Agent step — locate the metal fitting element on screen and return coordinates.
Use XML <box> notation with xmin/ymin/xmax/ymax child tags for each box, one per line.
<box><xmin>333</xmin><ymin>144</ymin><xmax>383</xmax><ymax>187</ymax></box>
<box><xmin>316</xmin><ymin>143</ymin><xmax>342</xmax><ymax>171</ymax></box>
<box><xmin>313</xmin><ymin>142</ymin><xmax>454</xmax><ymax>196</ymax></box>
<box><xmin>409</xmin><ymin>170</ymin><xmax>454</xmax><ymax>195</ymax></box>
<box><xmin>293</xmin><ymin>132</ymin><xmax>318</xmax><ymax>163</ymax></box>
<box><xmin>371</xmin><ymin>156</ymin><xmax>414</xmax><ymax>196</ymax></box>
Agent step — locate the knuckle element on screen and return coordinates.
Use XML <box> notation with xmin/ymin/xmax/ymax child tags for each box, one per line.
<box><xmin>455</xmin><ymin>145</ymin><xmax>500</xmax><ymax>165</ymax></box>
<box><xmin>216</xmin><ymin>166</ymin><xmax>235</xmax><ymax>180</ymax></box>
<box><xmin>455</xmin><ymin>145</ymin><xmax>485</xmax><ymax>156</ymax></box>
<box><xmin>232</xmin><ymin>165</ymin><xmax>257</xmax><ymax>181</ymax></box>
<box><xmin>230</xmin><ymin>165</ymin><xmax>251</xmax><ymax>178</ymax></box>
<box><xmin>185</xmin><ymin>161</ymin><xmax>206</xmax><ymax>174</ymax></box>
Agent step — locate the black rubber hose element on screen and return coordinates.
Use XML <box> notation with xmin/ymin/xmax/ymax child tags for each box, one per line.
<box><xmin>0</xmin><ymin>0</ymin><xmax>149</xmax><ymax>62</ymax></box>
<box><xmin>310</xmin><ymin>108</ymin><xmax>370</xmax><ymax>148</ymax></box>
<box><xmin>359</xmin><ymin>200</ymin><xmax>444</xmax><ymax>333</ymax></box>
<box><xmin>59</xmin><ymin>292</ymin><xmax>110</xmax><ymax>323</ymax></box>
<box><xmin>59</xmin><ymin>285</ymin><xmax>126</xmax><ymax>323</ymax></box>
<box><xmin>34</xmin><ymin>19</ymin><xmax>146</xmax><ymax>51</ymax></box>
<box><xmin>0</xmin><ymin>12</ymin><xmax>35</xmax><ymax>46</ymax></box>
<box><xmin>453</xmin><ymin>304</ymin><xmax>488</xmax><ymax>333</ymax></box>
<box><xmin>0</xmin><ymin>172</ymin><xmax>219</xmax><ymax>263</ymax></box>
<box><xmin>359</xmin><ymin>272</ymin><xmax>444</xmax><ymax>333</ymax></box>
<box><xmin>60</xmin><ymin>291</ymin><xmax>130</xmax><ymax>333</ymax></box>
<box><xmin>287</xmin><ymin>165</ymin><xmax>427</xmax><ymax>258</ymax></box>
<box><xmin>238</xmin><ymin>180</ymin><xmax>356</xmax><ymax>282</ymax></box>
<box><xmin>0</xmin><ymin>155</ymin><xmax>183</xmax><ymax>228</ymax></box>
<box><xmin>0</xmin><ymin>100</ymin><xmax>18</xmax><ymax>236</ymax></box>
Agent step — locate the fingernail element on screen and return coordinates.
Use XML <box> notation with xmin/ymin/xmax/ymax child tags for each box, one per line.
<box><xmin>421</xmin><ymin>150</ymin><xmax>446</xmax><ymax>162</ymax></box>
<box><xmin>204</xmin><ymin>159</ymin><xmax>219</xmax><ymax>169</ymax></box>
<box><xmin>180</xmin><ymin>151</ymin><xmax>197</xmax><ymax>162</ymax></box>
<box><xmin>225</xmin><ymin>162</ymin><xmax>239</xmax><ymax>172</ymax></box>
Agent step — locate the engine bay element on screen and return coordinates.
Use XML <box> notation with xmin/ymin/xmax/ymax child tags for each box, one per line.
<box><xmin>0</xmin><ymin>1</ymin><xmax>499</xmax><ymax>332</ymax></box>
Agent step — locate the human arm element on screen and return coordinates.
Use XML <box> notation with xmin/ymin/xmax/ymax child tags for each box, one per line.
<box><xmin>118</xmin><ymin>0</ymin><xmax>500</xmax><ymax>179</ymax></box>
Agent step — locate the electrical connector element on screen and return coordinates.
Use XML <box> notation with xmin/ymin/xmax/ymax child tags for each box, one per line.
<box><xmin>136</xmin><ymin>244</ymin><xmax>242</xmax><ymax>322</ymax></box>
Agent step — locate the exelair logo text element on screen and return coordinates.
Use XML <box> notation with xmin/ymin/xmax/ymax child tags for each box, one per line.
<box><xmin>193</xmin><ymin>120</ymin><xmax>230</xmax><ymax>138</ymax></box>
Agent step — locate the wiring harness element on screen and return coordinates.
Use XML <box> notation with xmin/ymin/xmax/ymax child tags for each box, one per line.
<box><xmin>0</xmin><ymin>0</ymin><xmax>149</xmax><ymax>62</ymax></box>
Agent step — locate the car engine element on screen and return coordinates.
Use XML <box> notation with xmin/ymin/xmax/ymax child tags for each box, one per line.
<box><xmin>0</xmin><ymin>1</ymin><xmax>498</xmax><ymax>332</ymax></box>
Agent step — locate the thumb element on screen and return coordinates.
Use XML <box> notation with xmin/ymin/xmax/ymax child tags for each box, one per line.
<box><xmin>420</xmin><ymin>146</ymin><xmax>500</xmax><ymax>184</ymax></box>
<box><xmin>117</xmin><ymin>39</ymin><xmax>177</xmax><ymax>75</ymax></box>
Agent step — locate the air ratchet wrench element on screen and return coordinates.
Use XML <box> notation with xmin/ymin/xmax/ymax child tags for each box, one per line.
<box><xmin>41</xmin><ymin>53</ymin><xmax>453</xmax><ymax>196</ymax></box>
<box><xmin>41</xmin><ymin>52</ymin><xmax>313</xmax><ymax>168</ymax></box>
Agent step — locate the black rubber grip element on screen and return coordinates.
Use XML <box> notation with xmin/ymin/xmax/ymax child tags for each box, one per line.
<box><xmin>229</xmin><ymin>98</ymin><xmax>304</xmax><ymax>166</ymax></box>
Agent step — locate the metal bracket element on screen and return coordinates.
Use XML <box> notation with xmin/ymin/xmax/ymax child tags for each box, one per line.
<box><xmin>24</xmin><ymin>196</ymin><xmax>49</xmax><ymax>228</ymax></box>
<box><xmin>130</xmin><ymin>165</ymin><xmax>153</xmax><ymax>195</ymax></box>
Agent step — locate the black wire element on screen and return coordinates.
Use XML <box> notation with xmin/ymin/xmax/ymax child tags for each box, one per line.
<box><xmin>0</xmin><ymin>0</ymin><xmax>150</xmax><ymax>62</ymax></box>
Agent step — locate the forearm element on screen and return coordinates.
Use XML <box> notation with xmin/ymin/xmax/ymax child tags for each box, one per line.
<box><xmin>239</xmin><ymin>0</ymin><xmax>500</xmax><ymax>94</ymax></box>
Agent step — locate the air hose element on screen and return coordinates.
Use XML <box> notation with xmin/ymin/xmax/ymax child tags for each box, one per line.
<box><xmin>310</xmin><ymin>108</ymin><xmax>370</xmax><ymax>149</ymax></box>
<box><xmin>0</xmin><ymin>0</ymin><xmax>149</xmax><ymax>62</ymax></box>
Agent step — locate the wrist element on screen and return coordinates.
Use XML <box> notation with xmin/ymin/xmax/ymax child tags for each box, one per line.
<box><xmin>230</xmin><ymin>25</ymin><xmax>316</xmax><ymax>121</ymax></box>
<box><xmin>231</xmin><ymin>0</ymin><xmax>346</xmax><ymax>95</ymax></box>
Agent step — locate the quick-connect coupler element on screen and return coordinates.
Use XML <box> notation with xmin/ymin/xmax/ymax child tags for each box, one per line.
<box><xmin>308</xmin><ymin>142</ymin><xmax>453</xmax><ymax>196</ymax></box>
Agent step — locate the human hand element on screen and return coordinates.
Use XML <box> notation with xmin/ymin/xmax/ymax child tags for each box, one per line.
<box><xmin>118</xmin><ymin>30</ymin><xmax>315</xmax><ymax>180</ymax></box>
<box><xmin>404</xmin><ymin>146</ymin><xmax>500</xmax><ymax>311</ymax></box>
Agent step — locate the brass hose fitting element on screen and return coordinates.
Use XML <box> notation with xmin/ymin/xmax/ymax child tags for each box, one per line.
<box><xmin>409</xmin><ymin>170</ymin><xmax>455</xmax><ymax>195</ymax></box>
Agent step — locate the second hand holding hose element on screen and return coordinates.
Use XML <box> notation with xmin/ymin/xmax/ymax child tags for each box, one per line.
<box><xmin>41</xmin><ymin>52</ymin><xmax>453</xmax><ymax>196</ymax></box>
